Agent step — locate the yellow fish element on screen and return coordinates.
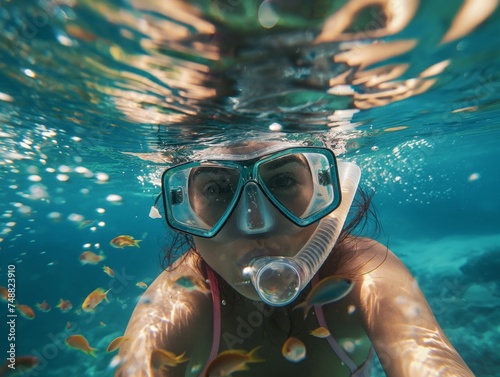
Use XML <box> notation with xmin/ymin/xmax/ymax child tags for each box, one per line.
<box><xmin>203</xmin><ymin>347</ymin><xmax>264</xmax><ymax>377</ymax></box>
<box><xmin>110</xmin><ymin>235</ymin><xmax>141</xmax><ymax>249</ymax></box>
<box><xmin>294</xmin><ymin>276</ymin><xmax>353</xmax><ymax>318</ymax></box>
<box><xmin>79</xmin><ymin>251</ymin><xmax>105</xmax><ymax>265</ymax></box>
<box><xmin>310</xmin><ymin>326</ymin><xmax>331</xmax><ymax>338</ymax></box>
<box><xmin>65</xmin><ymin>334</ymin><xmax>97</xmax><ymax>357</ymax></box>
<box><xmin>384</xmin><ymin>126</ymin><xmax>408</xmax><ymax>132</ymax></box>
<box><xmin>136</xmin><ymin>282</ymin><xmax>148</xmax><ymax>289</ymax></box>
<box><xmin>172</xmin><ymin>275</ymin><xmax>210</xmax><ymax>295</ymax></box>
<box><xmin>103</xmin><ymin>265</ymin><xmax>115</xmax><ymax>277</ymax></box>
<box><xmin>82</xmin><ymin>288</ymin><xmax>110</xmax><ymax>312</ymax></box>
<box><xmin>282</xmin><ymin>337</ymin><xmax>306</xmax><ymax>363</ymax></box>
<box><xmin>107</xmin><ymin>336</ymin><xmax>129</xmax><ymax>353</ymax></box>
<box><xmin>150</xmin><ymin>349</ymin><xmax>189</xmax><ymax>370</ymax></box>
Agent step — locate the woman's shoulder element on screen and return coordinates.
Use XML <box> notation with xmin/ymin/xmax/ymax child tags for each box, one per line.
<box><xmin>136</xmin><ymin>251</ymin><xmax>211</xmax><ymax>317</ymax></box>
<box><xmin>326</xmin><ymin>235</ymin><xmax>419</xmax><ymax>289</ymax></box>
<box><xmin>330</xmin><ymin>236</ymin><xmax>396</xmax><ymax>277</ymax></box>
<box><xmin>151</xmin><ymin>251</ymin><xmax>207</xmax><ymax>287</ymax></box>
<box><xmin>117</xmin><ymin>252</ymin><xmax>212</xmax><ymax>376</ymax></box>
<box><xmin>127</xmin><ymin>251</ymin><xmax>210</xmax><ymax>314</ymax></box>
<box><xmin>341</xmin><ymin>235</ymin><xmax>387</xmax><ymax>254</ymax></box>
<box><xmin>336</xmin><ymin>235</ymin><xmax>417</xmax><ymax>291</ymax></box>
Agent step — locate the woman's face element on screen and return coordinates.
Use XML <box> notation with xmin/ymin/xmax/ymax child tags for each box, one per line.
<box><xmin>192</xmin><ymin>142</ymin><xmax>318</xmax><ymax>300</ymax></box>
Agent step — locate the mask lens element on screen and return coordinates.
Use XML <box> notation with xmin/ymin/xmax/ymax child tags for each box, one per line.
<box><xmin>258</xmin><ymin>153</ymin><xmax>314</xmax><ymax>218</ymax></box>
<box><xmin>258</xmin><ymin>151</ymin><xmax>338</xmax><ymax>223</ymax></box>
<box><xmin>163</xmin><ymin>163</ymin><xmax>240</xmax><ymax>235</ymax></box>
<box><xmin>189</xmin><ymin>166</ymin><xmax>240</xmax><ymax>226</ymax></box>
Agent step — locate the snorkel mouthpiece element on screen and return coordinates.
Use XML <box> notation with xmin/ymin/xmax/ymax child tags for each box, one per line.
<box><xmin>245</xmin><ymin>162</ymin><xmax>361</xmax><ymax>307</ymax></box>
<box><xmin>245</xmin><ymin>257</ymin><xmax>302</xmax><ymax>306</ymax></box>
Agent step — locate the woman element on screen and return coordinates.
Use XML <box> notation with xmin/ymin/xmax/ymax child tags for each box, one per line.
<box><xmin>116</xmin><ymin>140</ymin><xmax>474</xmax><ymax>377</ymax></box>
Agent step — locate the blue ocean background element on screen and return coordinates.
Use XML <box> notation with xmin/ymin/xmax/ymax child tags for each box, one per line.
<box><xmin>1</xmin><ymin>0</ymin><xmax>500</xmax><ymax>376</ymax></box>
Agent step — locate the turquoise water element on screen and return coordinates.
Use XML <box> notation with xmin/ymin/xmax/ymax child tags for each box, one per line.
<box><xmin>1</xmin><ymin>0</ymin><xmax>500</xmax><ymax>376</ymax></box>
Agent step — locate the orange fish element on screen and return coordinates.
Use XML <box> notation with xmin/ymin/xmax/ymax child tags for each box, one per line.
<box><xmin>0</xmin><ymin>355</ymin><xmax>39</xmax><ymax>376</ymax></box>
<box><xmin>79</xmin><ymin>251</ymin><xmax>105</xmax><ymax>265</ymax></box>
<box><xmin>16</xmin><ymin>304</ymin><xmax>35</xmax><ymax>320</ymax></box>
<box><xmin>35</xmin><ymin>300</ymin><xmax>51</xmax><ymax>312</ymax></box>
<box><xmin>110</xmin><ymin>235</ymin><xmax>141</xmax><ymax>249</ymax></box>
<box><xmin>65</xmin><ymin>334</ymin><xmax>97</xmax><ymax>357</ymax></box>
<box><xmin>106</xmin><ymin>336</ymin><xmax>130</xmax><ymax>353</ymax></box>
<box><xmin>136</xmin><ymin>282</ymin><xmax>148</xmax><ymax>289</ymax></box>
<box><xmin>82</xmin><ymin>288</ymin><xmax>110</xmax><ymax>312</ymax></box>
<box><xmin>103</xmin><ymin>265</ymin><xmax>115</xmax><ymax>277</ymax></box>
<box><xmin>282</xmin><ymin>337</ymin><xmax>306</xmax><ymax>363</ymax></box>
<box><xmin>56</xmin><ymin>298</ymin><xmax>73</xmax><ymax>313</ymax></box>
<box><xmin>0</xmin><ymin>286</ymin><xmax>8</xmax><ymax>302</ymax></box>
<box><xmin>310</xmin><ymin>326</ymin><xmax>331</xmax><ymax>338</ymax></box>
<box><xmin>203</xmin><ymin>347</ymin><xmax>263</xmax><ymax>377</ymax></box>
<box><xmin>150</xmin><ymin>349</ymin><xmax>189</xmax><ymax>370</ymax></box>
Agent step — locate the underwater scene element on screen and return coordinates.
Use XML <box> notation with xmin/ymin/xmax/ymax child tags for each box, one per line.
<box><xmin>0</xmin><ymin>0</ymin><xmax>499</xmax><ymax>376</ymax></box>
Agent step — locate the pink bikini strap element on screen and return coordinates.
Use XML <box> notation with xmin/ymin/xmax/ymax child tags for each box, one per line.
<box><xmin>312</xmin><ymin>275</ymin><xmax>358</xmax><ymax>373</ymax></box>
<box><xmin>205</xmin><ymin>266</ymin><xmax>221</xmax><ymax>363</ymax></box>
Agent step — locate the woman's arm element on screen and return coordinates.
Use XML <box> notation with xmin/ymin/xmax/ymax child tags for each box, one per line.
<box><xmin>350</xmin><ymin>238</ymin><xmax>475</xmax><ymax>377</ymax></box>
<box><xmin>115</xmin><ymin>255</ymin><xmax>212</xmax><ymax>377</ymax></box>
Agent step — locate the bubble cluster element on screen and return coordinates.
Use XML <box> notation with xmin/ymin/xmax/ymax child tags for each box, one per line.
<box><xmin>356</xmin><ymin>137</ymin><xmax>451</xmax><ymax>205</ymax></box>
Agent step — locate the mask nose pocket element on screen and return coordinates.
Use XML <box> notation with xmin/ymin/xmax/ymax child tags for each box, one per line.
<box><xmin>236</xmin><ymin>182</ymin><xmax>275</xmax><ymax>234</ymax></box>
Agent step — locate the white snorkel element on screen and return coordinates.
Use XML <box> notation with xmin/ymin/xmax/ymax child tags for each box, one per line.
<box><xmin>243</xmin><ymin>161</ymin><xmax>361</xmax><ymax>306</ymax></box>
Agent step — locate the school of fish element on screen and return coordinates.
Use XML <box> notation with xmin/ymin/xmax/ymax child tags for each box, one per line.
<box><xmin>0</xmin><ymin>232</ymin><xmax>355</xmax><ymax>375</ymax></box>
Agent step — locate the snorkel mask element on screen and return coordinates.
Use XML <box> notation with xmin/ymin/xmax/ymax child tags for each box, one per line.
<box><xmin>158</xmin><ymin>144</ymin><xmax>361</xmax><ymax>306</ymax></box>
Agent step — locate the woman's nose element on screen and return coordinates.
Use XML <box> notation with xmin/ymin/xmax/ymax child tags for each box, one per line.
<box><xmin>234</xmin><ymin>182</ymin><xmax>275</xmax><ymax>234</ymax></box>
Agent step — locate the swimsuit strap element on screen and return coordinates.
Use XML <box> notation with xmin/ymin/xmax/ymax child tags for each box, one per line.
<box><xmin>351</xmin><ymin>347</ymin><xmax>375</xmax><ymax>377</ymax></box>
<box><xmin>201</xmin><ymin>271</ymin><xmax>372</xmax><ymax>376</ymax></box>
<box><xmin>312</xmin><ymin>275</ymin><xmax>359</xmax><ymax>373</ymax></box>
<box><xmin>205</xmin><ymin>266</ymin><xmax>222</xmax><ymax>364</ymax></box>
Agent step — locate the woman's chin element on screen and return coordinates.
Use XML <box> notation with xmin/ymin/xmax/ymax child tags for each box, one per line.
<box><xmin>232</xmin><ymin>280</ymin><xmax>262</xmax><ymax>301</ymax></box>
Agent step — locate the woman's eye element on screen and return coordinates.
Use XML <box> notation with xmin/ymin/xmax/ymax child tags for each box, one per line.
<box><xmin>203</xmin><ymin>180</ymin><xmax>232</xmax><ymax>199</ymax></box>
<box><xmin>268</xmin><ymin>173</ymin><xmax>298</xmax><ymax>191</ymax></box>
<box><xmin>203</xmin><ymin>182</ymin><xmax>220</xmax><ymax>197</ymax></box>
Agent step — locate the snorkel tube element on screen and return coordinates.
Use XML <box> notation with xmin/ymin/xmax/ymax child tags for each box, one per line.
<box><xmin>243</xmin><ymin>161</ymin><xmax>361</xmax><ymax>306</ymax></box>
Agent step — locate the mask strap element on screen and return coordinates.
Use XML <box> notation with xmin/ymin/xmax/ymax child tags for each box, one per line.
<box><xmin>148</xmin><ymin>193</ymin><xmax>163</xmax><ymax>219</ymax></box>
